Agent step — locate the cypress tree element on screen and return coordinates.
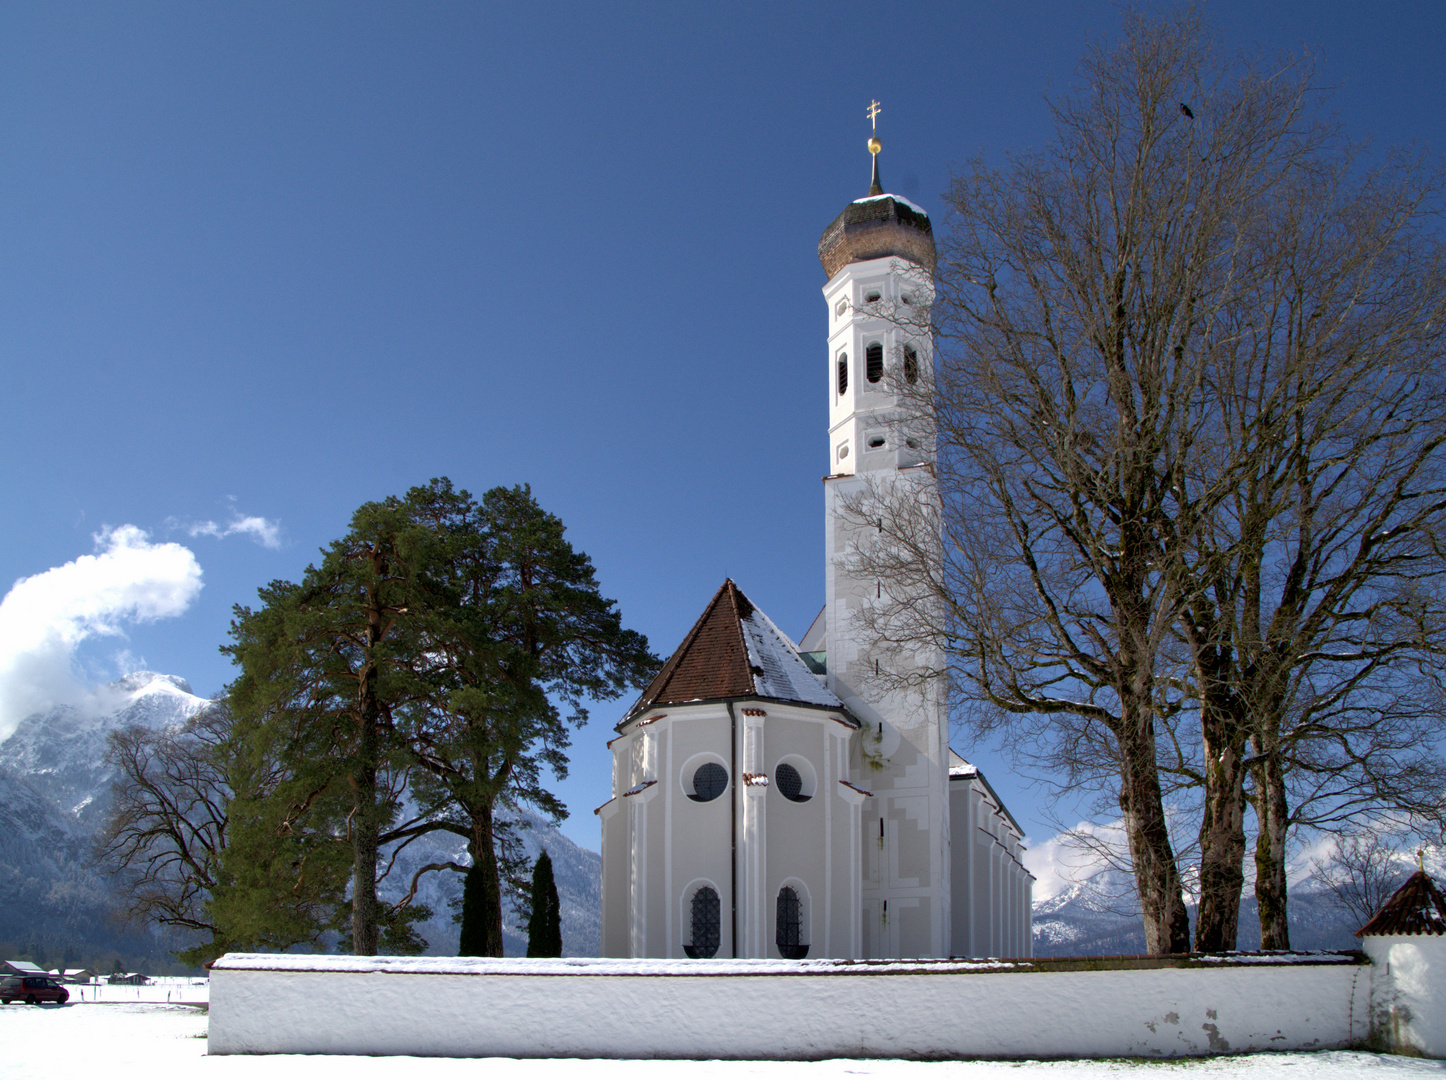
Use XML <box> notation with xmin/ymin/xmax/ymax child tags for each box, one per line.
<box><xmin>458</xmin><ymin>863</ymin><xmax>490</xmax><ymax>956</ymax></box>
<box><xmin>525</xmin><ymin>851</ymin><xmax>562</xmax><ymax>957</ymax></box>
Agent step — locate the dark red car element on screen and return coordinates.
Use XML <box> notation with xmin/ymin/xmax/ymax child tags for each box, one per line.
<box><xmin>1</xmin><ymin>976</ymin><xmax>69</xmax><ymax>1004</ymax></box>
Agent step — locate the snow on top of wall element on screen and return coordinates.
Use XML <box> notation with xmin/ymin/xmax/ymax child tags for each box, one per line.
<box><xmin>1191</xmin><ymin>952</ymin><xmax>1363</xmax><ymax>965</ymax></box>
<box><xmin>738</xmin><ymin>606</ymin><xmax>841</xmax><ymax>709</ymax></box>
<box><xmin>210</xmin><ymin>954</ymin><xmax>1026</xmax><ymax>978</ymax></box>
<box><xmin>211</xmin><ymin>951</ymin><xmax>1360</xmax><ymax>978</ymax></box>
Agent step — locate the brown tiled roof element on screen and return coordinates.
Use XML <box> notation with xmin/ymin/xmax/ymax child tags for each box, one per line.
<box><xmin>618</xmin><ymin>580</ymin><xmax>843</xmax><ymax>727</ymax></box>
<box><xmin>1357</xmin><ymin>870</ymin><xmax>1446</xmax><ymax>937</ymax></box>
<box><xmin>624</xmin><ymin>581</ymin><xmax>755</xmax><ymax>722</ymax></box>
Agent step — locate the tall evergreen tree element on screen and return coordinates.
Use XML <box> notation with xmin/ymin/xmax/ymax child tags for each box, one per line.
<box><xmin>223</xmin><ymin>500</ymin><xmax>437</xmax><ymax>955</ymax></box>
<box><xmin>525</xmin><ymin>850</ymin><xmax>561</xmax><ymax>958</ymax></box>
<box><xmin>219</xmin><ymin>478</ymin><xmax>653</xmax><ymax>959</ymax></box>
<box><xmin>401</xmin><ymin>480</ymin><xmax>657</xmax><ymax>957</ymax></box>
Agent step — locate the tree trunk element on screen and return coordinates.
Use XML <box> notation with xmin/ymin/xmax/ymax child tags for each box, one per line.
<box><xmin>351</xmin><ymin>667</ymin><xmax>381</xmax><ymax>956</ymax></box>
<box><xmin>1193</xmin><ymin>649</ymin><xmax>1248</xmax><ymax>952</ymax></box>
<box><xmin>1250</xmin><ymin>743</ymin><xmax>1291</xmax><ymax>949</ymax></box>
<box><xmin>458</xmin><ymin>805</ymin><xmax>505</xmax><ymax>957</ymax></box>
<box><xmin>1194</xmin><ymin>739</ymin><xmax>1247</xmax><ymax>951</ymax></box>
<box><xmin>1117</xmin><ymin>710</ymin><xmax>1192</xmax><ymax>954</ymax></box>
<box><xmin>458</xmin><ymin>863</ymin><xmax>488</xmax><ymax>956</ymax></box>
<box><xmin>351</xmin><ymin>572</ymin><xmax>387</xmax><ymax>957</ymax></box>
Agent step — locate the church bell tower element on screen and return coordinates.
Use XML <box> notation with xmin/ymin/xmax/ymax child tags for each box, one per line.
<box><xmin>818</xmin><ymin>103</ymin><xmax>950</xmax><ymax>958</ymax></box>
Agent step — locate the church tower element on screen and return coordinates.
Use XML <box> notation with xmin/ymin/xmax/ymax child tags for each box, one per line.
<box><xmin>816</xmin><ymin>106</ymin><xmax>951</xmax><ymax>958</ymax></box>
<box><xmin>599</xmin><ymin>106</ymin><xmax>1034</xmax><ymax>964</ymax></box>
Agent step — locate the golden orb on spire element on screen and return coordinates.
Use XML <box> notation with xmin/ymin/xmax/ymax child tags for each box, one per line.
<box><xmin>868</xmin><ymin>136</ymin><xmax>882</xmax><ymax>156</ymax></box>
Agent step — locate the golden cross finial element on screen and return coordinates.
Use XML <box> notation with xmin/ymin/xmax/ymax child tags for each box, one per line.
<box><xmin>867</xmin><ymin>99</ymin><xmax>882</xmax><ymax>130</ymax></box>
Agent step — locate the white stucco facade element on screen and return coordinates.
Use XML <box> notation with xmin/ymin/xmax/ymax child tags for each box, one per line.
<box><xmin>601</xmin><ymin>697</ymin><xmax>866</xmax><ymax>960</ymax></box>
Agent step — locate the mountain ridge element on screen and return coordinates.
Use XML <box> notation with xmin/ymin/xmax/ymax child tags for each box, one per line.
<box><xmin>0</xmin><ymin>672</ymin><xmax>601</xmax><ymax>964</ymax></box>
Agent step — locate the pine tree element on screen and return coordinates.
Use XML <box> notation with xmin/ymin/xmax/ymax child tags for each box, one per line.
<box><xmin>525</xmin><ymin>851</ymin><xmax>562</xmax><ymax>958</ymax></box>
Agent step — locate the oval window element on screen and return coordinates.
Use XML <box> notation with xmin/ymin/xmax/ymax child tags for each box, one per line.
<box><xmin>688</xmin><ymin>761</ymin><xmax>728</xmax><ymax>802</ymax></box>
<box><xmin>864</xmin><ymin>290</ymin><xmax>882</xmax><ymax>303</ymax></box>
<box><xmin>835</xmin><ymin>298</ymin><xmax>848</xmax><ymax>318</ymax></box>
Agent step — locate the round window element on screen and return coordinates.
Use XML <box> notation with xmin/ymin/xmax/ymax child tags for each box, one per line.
<box><xmin>776</xmin><ymin>763</ymin><xmax>810</xmax><ymax>803</ymax></box>
<box><xmin>689</xmin><ymin>761</ymin><xmax>729</xmax><ymax>802</ymax></box>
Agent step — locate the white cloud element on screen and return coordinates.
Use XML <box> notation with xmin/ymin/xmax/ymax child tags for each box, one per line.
<box><xmin>185</xmin><ymin>512</ymin><xmax>282</xmax><ymax>549</ymax></box>
<box><xmin>0</xmin><ymin>526</ymin><xmax>203</xmax><ymax>741</ymax></box>
<box><xmin>1025</xmin><ymin>819</ymin><xmax>1132</xmax><ymax>905</ymax></box>
<box><xmin>169</xmin><ymin>497</ymin><xmax>283</xmax><ymax>550</ymax></box>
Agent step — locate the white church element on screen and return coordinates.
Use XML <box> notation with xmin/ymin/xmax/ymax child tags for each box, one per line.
<box><xmin>597</xmin><ymin>125</ymin><xmax>1033</xmax><ymax>962</ymax></box>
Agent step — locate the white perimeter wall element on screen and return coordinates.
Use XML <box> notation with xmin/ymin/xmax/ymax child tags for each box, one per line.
<box><xmin>208</xmin><ymin>954</ymin><xmax>1371</xmax><ymax>1060</ymax></box>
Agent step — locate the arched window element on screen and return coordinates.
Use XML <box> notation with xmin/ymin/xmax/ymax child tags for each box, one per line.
<box><xmin>904</xmin><ymin>344</ymin><xmax>919</xmax><ymax>384</ymax></box>
<box><xmin>837</xmin><ymin>353</ymin><xmax>848</xmax><ymax>396</ymax></box>
<box><xmin>685</xmin><ymin>886</ymin><xmax>721</xmax><ymax>959</ymax></box>
<box><xmin>688</xmin><ymin>761</ymin><xmax>728</xmax><ymax>802</ymax></box>
<box><xmin>776</xmin><ymin>886</ymin><xmax>808</xmax><ymax>959</ymax></box>
<box><xmin>866</xmin><ymin>342</ymin><xmax>883</xmax><ymax>384</ymax></box>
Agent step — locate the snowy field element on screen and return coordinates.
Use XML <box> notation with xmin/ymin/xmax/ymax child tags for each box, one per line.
<box><xmin>1</xmin><ymin>1002</ymin><xmax>1444</xmax><ymax>1079</ymax></box>
<box><xmin>65</xmin><ymin>976</ymin><xmax>209</xmax><ymax>1004</ymax></box>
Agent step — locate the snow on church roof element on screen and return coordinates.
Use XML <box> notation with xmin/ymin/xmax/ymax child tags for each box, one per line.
<box><xmin>620</xmin><ymin>580</ymin><xmax>843</xmax><ymax>727</ymax></box>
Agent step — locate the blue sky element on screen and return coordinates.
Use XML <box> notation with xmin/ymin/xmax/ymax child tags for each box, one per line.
<box><xmin>2</xmin><ymin>1</ymin><xmax>1443</xmax><ymax>851</ymax></box>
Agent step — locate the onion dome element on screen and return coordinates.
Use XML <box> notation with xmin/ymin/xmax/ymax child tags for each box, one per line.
<box><xmin>818</xmin><ymin>131</ymin><xmax>935</xmax><ymax>278</ymax></box>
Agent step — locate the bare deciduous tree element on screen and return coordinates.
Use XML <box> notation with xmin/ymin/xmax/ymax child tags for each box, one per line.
<box><xmin>845</xmin><ymin>9</ymin><xmax>1446</xmax><ymax>954</ymax></box>
<box><xmin>1314</xmin><ymin>831</ymin><xmax>1416</xmax><ymax>931</ymax></box>
<box><xmin>94</xmin><ymin>704</ymin><xmax>232</xmax><ymax>965</ymax></box>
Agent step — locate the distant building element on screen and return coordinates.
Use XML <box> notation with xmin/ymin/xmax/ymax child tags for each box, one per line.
<box><xmin>107</xmin><ymin>972</ymin><xmax>150</xmax><ymax>985</ymax></box>
<box><xmin>2</xmin><ymin>961</ymin><xmax>47</xmax><ymax>977</ymax></box>
<box><xmin>598</xmin><ymin>126</ymin><xmax>1033</xmax><ymax>962</ymax></box>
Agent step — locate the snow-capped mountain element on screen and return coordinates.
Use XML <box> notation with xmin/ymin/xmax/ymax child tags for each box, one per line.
<box><xmin>1030</xmin><ymin>862</ymin><xmax>1374</xmax><ymax>956</ymax></box>
<box><xmin>0</xmin><ymin>672</ymin><xmax>207</xmax><ymax>828</ymax></box>
<box><xmin>0</xmin><ymin>671</ymin><xmax>602</xmax><ymax>964</ymax></box>
<box><xmin>0</xmin><ymin>673</ymin><xmax>208</xmax><ymax>962</ymax></box>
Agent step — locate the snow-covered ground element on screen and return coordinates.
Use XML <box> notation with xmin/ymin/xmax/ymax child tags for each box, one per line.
<box><xmin>1</xmin><ymin>1002</ymin><xmax>1443</xmax><ymax>1078</ymax></box>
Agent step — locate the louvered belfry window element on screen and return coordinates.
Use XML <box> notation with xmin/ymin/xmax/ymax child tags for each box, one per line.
<box><xmin>866</xmin><ymin>342</ymin><xmax>883</xmax><ymax>383</ymax></box>
<box><xmin>776</xmin><ymin>887</ymin><xmax>808</xmax><ymax>959</ymax></box>
<box><xmin>685</xmin><ymin>886</ymin><xmax>721</xmax><ymax>958</ymax></box>
<box><xmin>904</xmin><ymin>344</ymin><xmax>919</xmax><ymax>384</ymax></box>
<box><xmin>837</xmin><ymin>353</ymin><xmax>848</xmax><ymax>395</ymax></box>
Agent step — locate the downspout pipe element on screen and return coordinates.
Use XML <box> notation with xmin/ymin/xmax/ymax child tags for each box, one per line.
<box><xmin>727</xmin><ymin>700</ymin><xmax>739</xmax><ymax>958</ymax></box>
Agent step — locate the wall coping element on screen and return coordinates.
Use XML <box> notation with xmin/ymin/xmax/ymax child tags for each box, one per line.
<box><xmin>209</xmin><ymin>950</ymin><xmax>1364</xmax><ymax>979</ymax></box>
